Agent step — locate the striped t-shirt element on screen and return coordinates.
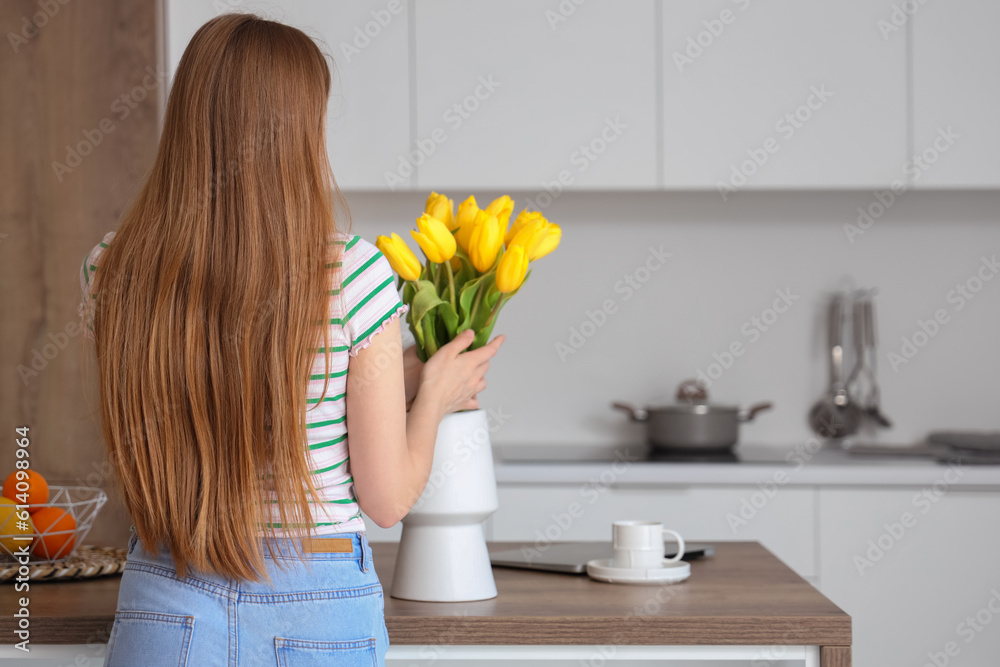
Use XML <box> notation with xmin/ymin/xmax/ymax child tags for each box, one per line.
<box><xmin>79</xmin><ymin>231</ymin><xmax>407</xmax><ymax>535</ymax></box>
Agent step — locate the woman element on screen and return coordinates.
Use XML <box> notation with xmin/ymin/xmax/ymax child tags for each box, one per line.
<box><xmin>80</xmin><ymin>14</ymin><xmax>502</xmax><ymax>666</ymax></box>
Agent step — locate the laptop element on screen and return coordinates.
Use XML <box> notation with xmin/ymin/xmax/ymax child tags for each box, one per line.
<box><xmin>490</xmin><ymin>541</ymin><xmax>713</xmax><ymax>574</ymax></box>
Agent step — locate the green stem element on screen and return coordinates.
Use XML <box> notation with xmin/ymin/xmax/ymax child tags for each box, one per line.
<box><xmin>470</xmin><ymin>281</ymin><xmax>485</xmax><ymax>325</ymax></box>
<box><xmin>445</xmin><ymin>261</ymin><xmax>456</xmax><ymax>312</ymax></box>
<box><xmin>483</xmin><ymin>293</ymin><xmax>509</xmax><ymax>330</ymax></box>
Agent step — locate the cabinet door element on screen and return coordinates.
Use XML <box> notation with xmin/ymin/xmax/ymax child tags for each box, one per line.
<box><xmin>913</xmin><ymin>0</ymin><xmax>1000</xmax><ymax>187</ymax></box>
<box><xmin>661</xmin><ymin>0</ymin><xmax>906</xmax><ymax>189</ymax></box>
<box><xmin>164</xmin><ymin>0</ymin><xmax>411</xmax><ymax>190</ymax></box>
<box><xmin>495</xmin><ymin>484</ymin><xmax>817</xmax><ymax>578</ymax></box>
<box><xmin>412</xmin><ymin>0</ymin><xmax>658</xmax><ymax>190</ymax></box>
<box><xmin>819</xmin><ymin>488</ymin><xmax>1000</xmax><ymax>667</ymax></box>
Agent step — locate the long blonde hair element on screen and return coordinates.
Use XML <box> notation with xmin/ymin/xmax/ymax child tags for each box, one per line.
<box><xmin>93</xmin><ymin>14</ymin><xmax>339</xmax><ymax>581</ymax></box>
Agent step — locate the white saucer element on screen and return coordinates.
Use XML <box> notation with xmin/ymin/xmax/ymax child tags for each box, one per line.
<box><xmin>586</xmin><ymin>558</ymin><xmax>691</xmax><ymax>585</ymax></box>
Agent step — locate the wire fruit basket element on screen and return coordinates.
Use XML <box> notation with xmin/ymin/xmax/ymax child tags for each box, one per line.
<box><xmin>0</xmin><ymin>486</ymin><xmax>107</xmax><ymax>565</ymax></box>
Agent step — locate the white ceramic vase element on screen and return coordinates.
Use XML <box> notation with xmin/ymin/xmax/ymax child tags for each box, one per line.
<box><xmin>390</xmin><ymin>408</ymin><xmax>499</xmax><ymax>602</ymax></box>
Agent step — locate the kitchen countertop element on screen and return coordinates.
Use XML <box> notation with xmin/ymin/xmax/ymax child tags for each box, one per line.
<box><xmin>0</xmin><ymin>542</ymin><xmax>849</xmax><ymax>650</ymax></box>
<box><xmin>493</xmin><ymin>442</ymin><xmax>1000</xmax><ymax>487</ymax></box>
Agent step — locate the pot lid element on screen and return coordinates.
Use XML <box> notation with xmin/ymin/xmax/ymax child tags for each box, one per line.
<box><xmin>642</xmin><ymin>379</ymin><xmax>741</xmax><ymax>413</ymax></box>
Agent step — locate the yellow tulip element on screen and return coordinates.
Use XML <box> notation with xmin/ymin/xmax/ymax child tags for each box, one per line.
<box><xmin>411</xmin><ymin>214</ymin><xmax>457</xmax><ymax>263</ymax></box>
<box><xmin>468</xmin><ymin>209</ymin><xmax>503</xmax><ymax>272</ymax></box>
<box><xmin>495</xmin><ymin>245</ymin><xmax>529</xmax><ymax>293</ymax></box>
<box><xmin>454</xmin><ymin>196</ymin><xmax>479</xmax><ymax>252</ymax></box>
<box><xmin>485</xmin><ymin>195</ymin><xmax>515</xmax><ymax>227</ymax></box>
<box><xmin>531</xmin><ymin>222</ymin><xmax>561</xmax><ymax>260</ymax></box>
<box><xmin>425</xmin><ymin>192</ymin><xmax>455</xmax><ymax>231</ymax></box>
<box><xmin>509</xmin><ymin>220</ymin><xmax>562</xmax><ymax>261</ymax></box>
<box><xmin>376</xmin><ymin>233</ymin><xmax>421</xmax><ymax>281</ymax></box>
<box><xmin>506</xmin><ymin>209</ymin><xmax>547</xmax><ymax>247</ymax></box>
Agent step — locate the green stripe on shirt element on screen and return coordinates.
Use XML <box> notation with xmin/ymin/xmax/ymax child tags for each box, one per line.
<box><xmin>341</xmin><ymin>253</ymin><xmax>381</xmax><ymax>288</ymax></box>
<box><xmin>347</xmin><ymin>276</ymin><xmax>395</xmax><ymax>320</ymax></box>
<box><xmin>306</xmin><ymin>416</ymin><xmax>346</xmax><ymax>429</ymax></box>
<box><xmin>308</xmin><ymin>434</ymin><xmax>347</xmax><ymax>451</ymax></box>
<box><xmin>311</xmin><ymin>457</ymin><xmax>349</xmax><ymax>474</ymax></box>
<box><xmin>352</xmin><ymin>302</ymin><xmax>405</xmax><ymax>347</ymax></box>
<box><xmin>267</xmin><ymin>497</ymin><xmax>356</xmax><ymax>504</ymax></box>
<box><xmin>306</xmin><ymin>393</ymin><xmax>345</xmax><ymax>405</ymax></box>
<box><xmin>309</xmin><ymin>369</ymin><xmax>348</xmax><ymax>380</ymax></box>
<box><xmin>266</xmin><ymin>512</ymin><xmax>362</xmax><ymax>529</ymax></box>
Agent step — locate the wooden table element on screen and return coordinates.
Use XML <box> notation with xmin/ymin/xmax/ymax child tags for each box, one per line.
<box><xmin>0</xmin><ymin>541</ymin><xmax>851</xmax><ymax>666</ymax></box>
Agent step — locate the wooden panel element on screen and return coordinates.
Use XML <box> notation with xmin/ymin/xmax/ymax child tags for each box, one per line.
<box><xmin>0</xmin><ymin>542</ymin><xmax>850</xmax><ymax>646</ymax></box>
<box><xmin>0</xmin><ymin>0</ymin><xmax>160</xmax><ymax>549</ymax></box>
<box><xmin>821</xmin><ymin>645</ymin><xmax>851</xmax><ymax>667</ymax></box>
<box><xmin>381</xmin><ymin>542</ymin><xmax>850</xmax><ymax>646</ymax></box>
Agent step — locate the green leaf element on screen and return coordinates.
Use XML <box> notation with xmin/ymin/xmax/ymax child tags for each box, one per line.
<box><xmin>438</xmin><ymin>300</ymin><xmax>459</xmax><ymax>339</ymax></box>
<box><xmin>456</xmin><ymin>272</ymin><xmax>491</xmax><ymax>333</ymax></box>
<box><xmin>485</xmin><ymin>281</ymin><xmax>502</xmax><ymax>310</ymax></box>
<box><xmin>402</xmin><ymin>280</ymin><xmax>416</xmax><ymax>305</ymax></box>
<box><xmin>451</xmin><ymin>247</ymin><xmax>476</xmax><ymax>287</ymax></box>
<box><xmin>469</xmin><ymin>269</ymin><xmax>530</xmax><ymax>349</ymax></box>
<box><xmin>406</xmin><ymin>280</ymin><xmax>449</xmax><ymax>359</ymax></box>
<box><xmin>410</xmin><ymin>280</ymin><xmax>444</xmax><ymax>329</ymax></box>
<box><xmin>409</xmin><ymin>317</ymin><xmax>426</xmax><ymax>361</ymax></box>
<box><xmin>422</xmin><ymin>315</ymin><xmax>439</xmax><ymax>356</ymax></box>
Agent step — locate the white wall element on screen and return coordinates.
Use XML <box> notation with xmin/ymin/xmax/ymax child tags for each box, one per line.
<box><xmin>344</xmin><ymin>190</ymin><xmax>1000</xmax><ymax>448</ymax></box>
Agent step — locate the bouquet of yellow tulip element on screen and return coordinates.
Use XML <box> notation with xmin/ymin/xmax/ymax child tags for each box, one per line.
<box><xmin>377</xmin><ymin>193</ymin><xmax>561</xmax><ymax>361</ymax></box>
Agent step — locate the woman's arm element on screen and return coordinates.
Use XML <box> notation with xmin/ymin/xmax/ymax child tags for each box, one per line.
<box><xmin>402</xmin><ymin>344</ymin><xmax>423</xmax><ymax>410</ymax></box>
<box><xmin>347</xmin><ymin>322</ymin><xmax>504</xmax><ymax>528</ymax></box>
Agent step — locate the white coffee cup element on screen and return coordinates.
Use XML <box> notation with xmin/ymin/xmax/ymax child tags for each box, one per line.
<box><xmin>612</xmin><ymin>520</ymin><xmax>685</xmax><ymax>569</ymax></box>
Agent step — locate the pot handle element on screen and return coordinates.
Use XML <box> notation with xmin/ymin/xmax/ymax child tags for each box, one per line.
<box><xmin>738</xmin><ymin>401</ymin><xmax>774</xmax><ymax>422</ymax></box>
<box><xmin>611</xmin><ymin>401</ymin><xmax>649</xmax><ymax>422</ymax></box>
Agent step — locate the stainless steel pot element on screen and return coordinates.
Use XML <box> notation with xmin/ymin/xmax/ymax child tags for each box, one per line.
<box><xmin>612</xmin><ymin>394</ymin><xmax>773</xmax><ymax>452</ymax></box>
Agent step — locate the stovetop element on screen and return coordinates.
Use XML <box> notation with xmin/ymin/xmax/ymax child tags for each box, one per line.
<box><xmin>495</xmin><ymin>443</ymin><xmax>797</xmax><ymax>465</ymax></box>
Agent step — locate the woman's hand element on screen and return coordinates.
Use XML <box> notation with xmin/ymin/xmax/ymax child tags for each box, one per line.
<box><xmin>414</xmin><ymin>329</ymin><xmax>505</xmax><ymax>416</ymax></box>
<box><xmin>347</xmin><ymin>322</ymin><xmax>505</xmax><ymax>527</ymax></box>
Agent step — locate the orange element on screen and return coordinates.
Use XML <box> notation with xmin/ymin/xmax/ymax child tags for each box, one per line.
<box><xmin>0</xmin><ymin>497</ymin><xmax>35</xmax><ymax>554</ymax></box>
<box><xmin>30</xmin><ymin>507</ymin><xmax>76</xmax><ymax>560</ymax></box>
<box><xmin>2</xmin><ymin>470</ymin><xmax>49</xmax><ymax>510</ymax></box>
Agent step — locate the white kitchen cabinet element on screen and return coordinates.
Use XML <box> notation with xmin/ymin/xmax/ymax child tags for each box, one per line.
<box><xmin>412</xmin><ymin>0</ymin><xmax>658</xmax><ymax>191</ymax></box>
<box><xmin>912</xmin><ymin>0</ymin><xmax>1000</xmax><ymax>187</ymax></box>
<box><xmin>818</xmin><ymin>488</ymin><xmax>1000</xmax><ymax>667</ymax></box>
<box><xmin>494</xmin><ymin>484</ymin><xmax>817</xmax><ymax>578</ymax></box>
<box><xmin>661</xmin><ymin>0</ymin><xmax>907</xmax><ymax>190</ymax></box>
<box><xmin>165</xmin><ymin>0</ymin><xmax>412</xmax><ymax>190</ymax></box>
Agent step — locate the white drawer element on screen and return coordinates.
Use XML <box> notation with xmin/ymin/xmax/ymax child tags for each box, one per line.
<box><xmin>495</xmin><ymin>484</ymin><xmax>816</xmax><ymax>578</ymax></box>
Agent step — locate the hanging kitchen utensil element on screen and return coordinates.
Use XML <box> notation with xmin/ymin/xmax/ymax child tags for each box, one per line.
<box><xmin>863</xmin><ymin>295</ymin><xmax>892</xmax><ymax>428</ymax></box>
<box><xmin>809</xmin><ymin>292</ymin><xmax>862</xmax><ymax>439</ymax></box>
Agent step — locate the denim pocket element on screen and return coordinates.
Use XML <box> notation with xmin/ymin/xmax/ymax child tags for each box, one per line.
<box><xmin>274</xmin><ymin>636</ymin><xmax>377</xmax><ymax>666</ymax></box>
<box><xmin>106</xmin><ymin>610</ymin><xmax>194</xmax><ymax>667</ymax></box>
